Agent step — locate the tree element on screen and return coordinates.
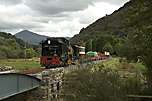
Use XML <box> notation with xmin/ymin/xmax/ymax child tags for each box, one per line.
<box><xmin>25</xmin><ymin>48</ymin><xmax>37</xmax><ymax>58</ymax></box>
<box><xmin>139</xmin><ymin>27</ymin><xmax>152</xmax><ymax>91</ymax></box>
<box><xmin>0</xmin><ymin>50</ymin><xmax>7</xmax><ymax>59</ymax></box>
<box><xmin>94</xmin><ymin>35</ymin><xmax>120</xmax><ymax>53</ymax></box>
<box><xmin>92</xmin><ymin>39</ymin><xmax>97</xmax><ymax>51</ymax></box>
<box><xmin>103</xmin><ymin>42</ymin><xmax>114</xmax><ymax>54</ymax></box>
<box><xmin>120</xmin><ymin>26</ymin><xmax>152</xmax><ymax>92</ymax></box>
<box><xmin>85</xmin><ymin>40</ymin><xmax>92</xmax><ymax>52</ymax></box>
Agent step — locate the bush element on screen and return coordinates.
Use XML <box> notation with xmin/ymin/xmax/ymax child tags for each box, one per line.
<box><xmin>103</xmin><ymin>42</ymin><xmax>114</xmax><ymax>54</ymax></box>
<box><xmin>63</xmin><ymin>64</ymin><xmax>144</xmax><ymax>101</ymax></box>
<box><xmin>0</xmin><ymin>50</ymin><xmax>7</xmax><ymax>59</ymax></box>
<box><xmin>26</xmin><ymin>48</ymin><xmax>37</xmax><ymax>58</ymax></box>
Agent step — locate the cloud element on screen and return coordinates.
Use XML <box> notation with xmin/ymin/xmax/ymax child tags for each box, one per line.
<box><xmin>0</xmin><ymin>0</ymin><xmax>22</xmax><ymax>6</ymax></box>
<box><xmin>0</xmin><ymin>0</ymin><xmax>129</xmax><ymax>37</ymax></box>
<box><xmin>24</xmin><ymin>0</ymin><xmax>100</xmax><ymax>15</ymax></box>
<box><xmin>73</xmin><ymin>2</ymin><xmax>120</xmax><ymax>25</ymax></box>
<box><xmin>0</xmin><ymin>5</ymin><xmax>45</xmax><ymax>33</ymax></box>
<box><xmin>24</xmin><ymin>0</ymin><xmax>128</xmax><ymax>15</ymax></box>
<box><xmin>0</xmin><ymin>17</ymin><xmax>44</xmax><ymax>32</ymax></box>
<box><xmin>30</xmin><ymin>2</ymin><xmax>121</xmax><ymax>37</ymax></box>
<box><xmin>102</xmin><ymin>0</ymin><xmax>130</xmax><ymax>5</ymax></box>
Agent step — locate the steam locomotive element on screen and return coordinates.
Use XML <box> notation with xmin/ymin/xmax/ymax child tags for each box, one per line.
<box><xmin>40</xmin><ymin>37</ymin><xmax>85</xmax><ymax>68</ymax></box>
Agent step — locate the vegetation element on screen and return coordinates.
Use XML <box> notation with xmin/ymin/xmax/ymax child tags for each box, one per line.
<box><xmin>0</xmin><ymin>32</ymin><xmax>24</xmax><ymax>59</ymax></box>
<box><xmin>85</xmin><ymin>35</ymin><xmax>122</xmax><ymax>54</ymax></box>
<box><xmin>71</xmin><ymin>0</ymin><xmax>151</xmax><ymax>54</ymax></box>
<box><xmin>0</xmin><ymin>32</ymin><xmax>41</xmax><ymax>70</ymax></box>
<box><xmin>70</xmin><ymin>0</ymin><xmax>152</xmax><ymax>95</ymax></box>
<box><xmin>63</xmin><ymin>59</ymin><xmax>146</xmax><ymax>101</ymax></box>
<box><xmin>0</xmin><ymin>59</ymin><xmax>40</xmax><ymax>70</ymax></box>
<box><xmin>0</xmin><ymin>32</ymin><xmax>40</xmax><ymax>59</ymax></box>
<box><xmin>25</xmin><ymin>48</ymin><xmax>38</xmax><ymax>58</ymax></box>
<box><xmin>120</xmin><ymin>26</ymin><xmax>152</xmax><ymax>93</ymax></box>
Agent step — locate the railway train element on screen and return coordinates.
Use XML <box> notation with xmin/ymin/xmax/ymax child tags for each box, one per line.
<box><xmin>40</xmin><ymin>37</ymin><xmax>85</xmax><ymax>68</ymax></box>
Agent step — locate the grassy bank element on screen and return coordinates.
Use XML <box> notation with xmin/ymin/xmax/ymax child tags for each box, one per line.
<box><xmin>0</xmin><ymin>58</ymin><xmax>41</xmax><ymax>70</ymax></box>
<box><xmin>62</xmin><ymin>58</ymin><xmax>146</xmax><ymax>101</ymax></box>
<box><xmin>103</xmin><ymin>58</ymin><xmax>145</xmax><ymax>71</ymax></box>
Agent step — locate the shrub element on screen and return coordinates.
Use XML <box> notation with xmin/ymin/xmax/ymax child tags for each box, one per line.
<box><xmin>63</xmin><ymin>64</ymin><xmax>144</xmax><ymax>101</ymax></box>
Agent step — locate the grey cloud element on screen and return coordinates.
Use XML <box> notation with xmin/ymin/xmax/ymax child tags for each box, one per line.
<box><xmin>102</xmin><ymin>0</ymin><xmax>130</xmax><ymax>5</ymax></box>
<box><xmin>0</xmin><ymin>0</ymin><xmax>129</xmax><ymax>15</ymax></box>
<box><xmin>24</xmin><ymin>0</ymin><xmax>98</xmax><ymax>15</ymax></box>
<box><xmin>0</xmin><ymin>19</ymin><xmax>43</xmax><ymax>32</ymax></box>
<box><xmin>24</xmin><ymin>0</ymin><xmax>128</xmax><ymax>15</ymax></box>
<box><xmin>0</xmin><ymin>0</ymin><xmax>22</xmax><ymax>5</ymax></box>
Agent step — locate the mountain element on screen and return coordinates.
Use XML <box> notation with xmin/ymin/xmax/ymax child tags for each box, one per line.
<box><xmin>70</xmin><ymin>0</ymin><xmax>152</xmax><ymax>45</ymax></box>
<box><xmin>15</xmin><ymin>30</ymin><xmax>49</xmax><ymax>45</ymax></box>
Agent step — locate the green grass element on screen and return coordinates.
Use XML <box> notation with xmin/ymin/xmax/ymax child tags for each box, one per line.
<box><xmin>103</xmin><ymin>58</ymin><xmax>120</xmax><ymax>69</ymax></box>
<box><xmin>0</xmin><ymin>59</ymin><xmax>41</xmax><ymax>70</ymax></box>
<box><xmin>102</xmin><ymin>58</ymin><xmax>146</xmax><ymax>72</ymax></box>
<box><xmin>131</xmin><ymin>63</ymin><xmax>146</xmax><ymax>73</ymax></box>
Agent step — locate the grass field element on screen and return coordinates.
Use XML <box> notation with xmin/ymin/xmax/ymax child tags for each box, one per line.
<box><xmin>102</xmin><ymin>58</ymin><xmax>146</xmax><ymax>72</ymax></box>
<box><xmin>0</xmin><ymin>58</ymin><xmax>41</xmax><ymax>70</ymax></box>
<box><xmin>0</xmin><ymin>57</ymin><xmax>145</xmax><ymax>72</ymax></box>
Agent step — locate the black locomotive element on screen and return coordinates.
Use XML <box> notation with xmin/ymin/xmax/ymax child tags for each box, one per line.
<box><xmin>40</xmin><ymin>37</ymin><xmax>85</xmax><ymax>68</ymax></box>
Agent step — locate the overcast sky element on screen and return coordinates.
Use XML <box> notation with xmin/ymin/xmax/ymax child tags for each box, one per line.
<box><xmin>0</xmin><ymin>0</ymin><xmax>129</xmax><ymax>37</ymax></box>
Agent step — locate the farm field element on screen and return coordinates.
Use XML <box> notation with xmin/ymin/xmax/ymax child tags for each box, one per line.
<box><xmin>0</xmin><ymin>58</ymin><xmax>41</xmax><ymax>71</ymax></box>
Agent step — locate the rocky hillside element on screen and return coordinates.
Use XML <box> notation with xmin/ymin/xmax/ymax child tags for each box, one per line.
<box><xmin>71</xmin><ymin>0</ymin><xmax>152</xmax><ymax>45</ymax></box>
<box><xmin>15</xmin><ymin>30</ymin><xmax>49</xmax><ymax>45</ymax></box>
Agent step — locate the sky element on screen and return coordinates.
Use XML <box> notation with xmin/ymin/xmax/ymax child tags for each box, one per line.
<box><xmin>0</xmin><ymin>0</ymin><xmax>129</xmax><ymax>37</ymax></box>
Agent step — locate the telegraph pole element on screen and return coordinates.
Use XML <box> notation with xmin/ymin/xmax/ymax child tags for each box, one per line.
<box><xmin>90</xmin><ymin>39</ymin><xmax>93</xmax><ymax>51</ymax></box>
<box><xmin>24</xmin><ymin>42</ymin><xmax>27</xmax><ymax>59</ymax></box>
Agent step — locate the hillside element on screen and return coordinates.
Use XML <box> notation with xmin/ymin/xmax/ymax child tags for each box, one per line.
<box><xmin>15</xmin><ymin>30</ymin><xmax>49</xmax><ymax>45</ymax></box>
<box><xmin>71</xmin><ymin>0</ymin><xmax>152</xmax><ymax>46</ymax></box>
<box><xmin>0</xmin><ymin>32</ymin><xmax>25</xmax><ymax>59</ymax></box>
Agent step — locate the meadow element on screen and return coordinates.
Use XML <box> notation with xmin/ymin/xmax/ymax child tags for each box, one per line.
<box><xmin>0</xmin><ymin>58</ymin><xmax>41</xmax><ymax>71</ymax></box>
